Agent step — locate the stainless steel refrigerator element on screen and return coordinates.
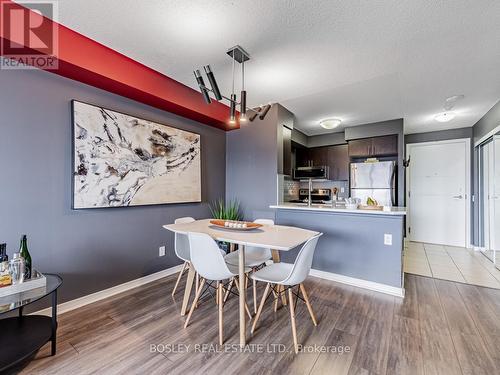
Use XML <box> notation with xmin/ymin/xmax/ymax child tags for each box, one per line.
<box><xmin>350</xmin><ymin>161</ymin><xmax>396</xmax><ymax>206</ymax></box>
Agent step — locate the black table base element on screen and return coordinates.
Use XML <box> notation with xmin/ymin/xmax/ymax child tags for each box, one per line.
<box><xmin>0</xmin><ymin>276</ymin><xmax>60</xmax><ymax>373</ymax></box>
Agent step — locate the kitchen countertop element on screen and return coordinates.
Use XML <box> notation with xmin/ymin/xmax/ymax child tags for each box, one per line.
<box><xmin>270</xmin><ymin>203</ymin><xmax>406</xmax><ymax>216</ymax></box>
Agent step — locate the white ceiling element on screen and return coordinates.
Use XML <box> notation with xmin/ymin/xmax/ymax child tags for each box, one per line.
<box><xmin>56</xmin><ymin>0</ymin><xmax>500</xmax><ymax>135</ymax></box>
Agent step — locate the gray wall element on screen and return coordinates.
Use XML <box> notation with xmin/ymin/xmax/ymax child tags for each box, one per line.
<box><xmin>405</xmin><ymin>127</ymin><xmax>473</xmax><ymax>144</ymax></box>
<box><xmin>0</xmin><ymin>68</ymin><xmax>226</xmax><ymax>304</ymax></box>
<box><xmin>307</xmin><ymin>132</ymin><xmax>346</xmax><ymax>148</ymax></box>
<box><xmin>226</xmin><ymin>104</ymin><xmax>279</xmax><ymax>221</ymax></box>
<box><xmin>473</xmin><ymin>99</ymin><xmax>500</xmax><ymax>143</ymax></box>
<box><xmin>291</xmin><ymin>128</ymin><xmax>308</xmax><ymax>147</ymax></box>
<box><xmin>345</xmin><ymin>119</ymin><xmax>405</xmax><ymax>207</ymax></box>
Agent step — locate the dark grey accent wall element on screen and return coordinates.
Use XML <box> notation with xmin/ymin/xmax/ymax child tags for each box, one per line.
<box><xmin>276</xmin><ymin>209</ymin><xmax>404</xmax><ymax>288</ymax></box>
<box><xmin>473</xmin><ymin>99</ymin><xmax>500</xmax><ymax>143</ymax></box>
<box><xmin>345</xmin><ymin>119</ymin><xmax>405</xmax><ymax>207</ymax></box>
<box><xmin>226</xmin><ymin>104</ymin><xmax>279</xmax><ymax>221</ymax></box>
<box><xmin>0</xmin><ymin>68</ymin><xmax>226</xmax><ymax>304</ymax></box>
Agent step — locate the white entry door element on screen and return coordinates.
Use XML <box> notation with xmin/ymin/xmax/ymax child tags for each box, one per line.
<box><xmin>407</xmin><ymin>139</ymin><xmax>469</xmax><ymax>247</ymax></box>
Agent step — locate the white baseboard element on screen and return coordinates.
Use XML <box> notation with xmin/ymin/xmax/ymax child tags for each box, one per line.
<box><xmin>33</xmin><ymin>264</ymin><xmax>182</xmax><ymax>316</ymax></box>
<box><xmin>310</xmin><ymin>268</ymin><xmax>405</xmax><ymax>298</ymax></box>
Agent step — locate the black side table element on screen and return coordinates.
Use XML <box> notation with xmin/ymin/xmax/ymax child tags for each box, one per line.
<box><xmin>0</xmin><ymin>274</ymin><xmax>62</xmax><ymax>372</ymax></box>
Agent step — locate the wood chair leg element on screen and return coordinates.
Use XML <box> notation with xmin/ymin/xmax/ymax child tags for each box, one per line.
<box><xmin>274</xmin><ymin>285</ymin><xmax>279</xmax><ymax>312</ymax></box>
<box><xmin>288</xmin><ymin>287</ymin><xmax>299</xmax><ymax>354</ymax></box>
<box><xmin>234</xmin><ymin>278</ymin><xmax>252</xmax><ymax>319</ymax></box>
<box><xmin>252</xmin><ymin>276</ymin><xmax>258</xmax><ymax>314</ymax></box>
<box><xmin>224</xmin><ymin>278</ymin><xmax>234</xmax><ymax>303</ymax></box>
<box><xmin>281</xmin><ymin>286</ymin><xmax>288</xmax><ymax>306</ymax></box>
<box><xmin>251</xmin><ymin>283</ymin><xmax>271</xmax><ymax>334</ymax></box>
<box><xmin>180</xmin><ymin>264</ymin><xmax>196</xmax><ymax>316</ymax></box>
<box><xmin>215</xmin><ymin>276</ymin><xmax>219</xmax><ymax>306</ymax></box>
<box><xmin>300</xmin><ymin>283</ymin><xmax>317</xmax><ymax>326</ymax></box>
<box><xmin>184</xmin><ymin>278</ymin><xmax>206</xmax><ymax>329</ymax></box>
<box><xmin>195</xmin><ymin>272</ymin><xmax>200</xmax><ymax>307</ymax></box>
<box><xmin>218</xmin><ymin>282</ymin><xmax>224</xmax><ymax>345</ymax></box>
<box><xmin>172</xmin><ymin>261</ymin><xmax>187</xmax><ymax>296</ymax></box>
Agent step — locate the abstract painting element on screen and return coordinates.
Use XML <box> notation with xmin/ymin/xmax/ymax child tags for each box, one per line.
<box><xmin>72</xmin><ymin>101</ymin><xmax>201</xmax><ymax>208</ymax></box>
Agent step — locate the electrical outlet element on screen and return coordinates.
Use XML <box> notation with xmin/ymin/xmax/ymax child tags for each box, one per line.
<box><xmin>340</xmin><ymin>187</ymin><xmax>345</xmax><ymax>193</ymax></box>
<box><xmin>159</xmin><ymin>246</ymin><xmax>166</xmax><ymax>257</ymax></box>
<box><xmin>384</xmin><ymin>234</ymin><xmax>392</xmax><ymax>246</ymax></box>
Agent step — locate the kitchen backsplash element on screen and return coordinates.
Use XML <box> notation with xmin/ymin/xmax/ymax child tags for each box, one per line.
<box><xmin>283</xmin><ymin>178</ymin><xmax>300</xmax><ymax>201</ymax></box>
<box><xmin>278</xmin><ymin>175</ymin><xmax>349</xmax><ymax>203</ymax></box>
<box><xmin>299</xmin><ymin>180</ymin><xmax>349</xmax><ymax>200</ymax></box>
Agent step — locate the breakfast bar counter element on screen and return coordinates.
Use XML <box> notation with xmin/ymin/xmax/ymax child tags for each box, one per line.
<box><xmin>270</xmin><ymin>203</ymin><xmax>406</xmax><ymax>216</ymax></box>
<box><xmin>270</xmin><ymin>204</ymin><xmax>406</xmax><ymax>297</ymax></box>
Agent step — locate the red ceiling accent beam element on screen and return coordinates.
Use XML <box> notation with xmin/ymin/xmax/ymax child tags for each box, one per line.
<box><xmin>0</xmin><ymin>0</ymin><xmax>237</xmax><ymax>130</ymax></box>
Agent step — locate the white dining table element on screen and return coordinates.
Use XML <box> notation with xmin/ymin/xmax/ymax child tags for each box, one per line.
<box><xmin>163</xmin><ymin>218</ymin><xmax>319</xmax><ymax>347</ymax></box>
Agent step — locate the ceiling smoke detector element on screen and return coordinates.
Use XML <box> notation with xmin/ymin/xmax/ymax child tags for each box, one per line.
<box><xmin>320</xmin><ymin>118</ymin><xmax>342</xmax><ymax>129</ymax></box>
<box><xmin>444</xmin><ymin>94</ymin><xmax>465</xmax><ymax>111</ymax></box>
<box><xmin>434</xmin><ymin>112</ymin><xmax>456</xmax><ymax>123</ymax></box>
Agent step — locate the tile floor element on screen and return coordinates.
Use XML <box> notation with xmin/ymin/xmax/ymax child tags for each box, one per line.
<box><xmin>404</xmin><ymin>241</ymin><xmax>500</xmax><ymax>289</ymax></box>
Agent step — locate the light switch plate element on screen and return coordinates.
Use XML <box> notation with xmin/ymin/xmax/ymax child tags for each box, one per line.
<box><xmin>384</xmin><ymin>234</ymin><xmax>392</xmax><ymax>246</ymax></box>
<box><xmin>159</xmin><ymin>246</ymin><xmax>166</xmax><ymax>256</ymax></box>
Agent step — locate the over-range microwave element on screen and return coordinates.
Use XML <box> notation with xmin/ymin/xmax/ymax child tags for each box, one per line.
<box><xmin>293</xmin><ymin>166</ymin><xmax>329</xmax><ymax>180</ymax></box>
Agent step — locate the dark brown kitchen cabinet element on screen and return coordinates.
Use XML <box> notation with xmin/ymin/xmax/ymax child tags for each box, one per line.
<box><xmin>348</xmin><ymin>135</ymin><xmax>398</xmax><ymax>157</ymax></box>
<box><xmin>294</xmin><ymin>144</ymin><xmax>349</xmax><ymax>180</ymax></box>
<box><xmin>309</xmin><ymin>147</ymin><xmax>328</xmax><ymax>166</ymax></box>
<box><xmin>348</xmin><ymin>138</ymin><xmax>373</xmax><ymax>158</ymax></box>
<box><xmin>296</xmin><ymin>147</ymin><xmax>328</xmax><ymax>167</ymax></box>
<box><xmin>282</xmin><ymin>126</ymin><xmax>292</xmax><ymax>175</ymax></box>
<box><xmin>295</xmin><ymin>147</ymin><xmax>310</xmax><ymax>167</ymax></box>
<box><xmin>371</xmin><ymin>135</ymin><xmax>398</xmax><ymax>156</ymax></box>
<box><xmin>327</xmin><ymin>144</ymin><xmax>349</xmax><ymax>180</ymax></box>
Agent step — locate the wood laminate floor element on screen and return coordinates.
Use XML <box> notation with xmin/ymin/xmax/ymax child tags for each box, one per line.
<box><xmin>7</xmin><ymin>273</ymin><xmax>500</xmax><ymax>375</ymax></box>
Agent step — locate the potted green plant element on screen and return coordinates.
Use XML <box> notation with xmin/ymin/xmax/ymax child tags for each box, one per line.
<box><xmin>209</xmin><ymin>199</ymin><xmax>242</xmax><ymax>252</ymax></box>
<box><xmin>209</xmin><ymin>198</ymin><xmax>242</xmax><ymax>221</ymax></box>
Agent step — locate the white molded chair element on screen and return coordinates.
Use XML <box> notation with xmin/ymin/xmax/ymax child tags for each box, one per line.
<box><xmin>250</xmin><ymin>233</ymin><xmax>322</xmax><ymax>353</ymax></box>
<box><xmin>184</xmin><ymin>232</ymin><xmax>252</xmax><ymax>345</ymax></box>
<box><xmin>171</xmin><ymin>217</ymin><xmax>195</xmax><ymax>296</ymax></box>
<box><xmin>224</xmin><ymin>219</ymin><xmax>274</xmax><ymax>267</ymax></box>
<box><xmin>171</xmin><ymin>217</ymin><xmax>225</xmax><ymax>297</ymax></box>
<box><xmin>224</xmin><ymin>219</ymin><xmax>274</xmax><ymax>312</ymax></box>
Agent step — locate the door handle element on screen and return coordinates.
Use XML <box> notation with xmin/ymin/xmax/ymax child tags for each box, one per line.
<box><xmin>452</xmin><ymin>195</ymin><xmax>463</xmax><ymax>199</ymax></box>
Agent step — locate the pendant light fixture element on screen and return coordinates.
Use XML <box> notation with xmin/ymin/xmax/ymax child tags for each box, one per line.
<box><xmin>193</xmin><ymin>45</ymin><xmax>271</xmax><ymax>125</ymax></box>
<box><xmin>229</xmin><ymin>49</ymin><xmax>237</xmax><ymax>124</ymax></box>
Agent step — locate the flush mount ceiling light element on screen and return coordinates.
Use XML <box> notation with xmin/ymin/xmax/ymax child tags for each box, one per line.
<box><xmin>320</xmin><ymin>118</ymin><xmax>342</xmax><ymax>129</ymax></box>
<box><xmin>434</xmin><ymin>112</ymin><xmax>456</xmax><ymax>122</ymax></box>
<box><xmin>193</xmin><ymin>45</ymin><xmax>271</xmax><ymax>125</ymax></box>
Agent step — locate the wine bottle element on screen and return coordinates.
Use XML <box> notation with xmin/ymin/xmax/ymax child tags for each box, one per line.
<box><xmin>19</xmin><ymin>235</ymin><xmax>32</xmax><ymax>279</ymax></box>
<box><xmin>0</xmin><ymin>243</ymin><xmax>7</xmax><ymax>263</ymax></box>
